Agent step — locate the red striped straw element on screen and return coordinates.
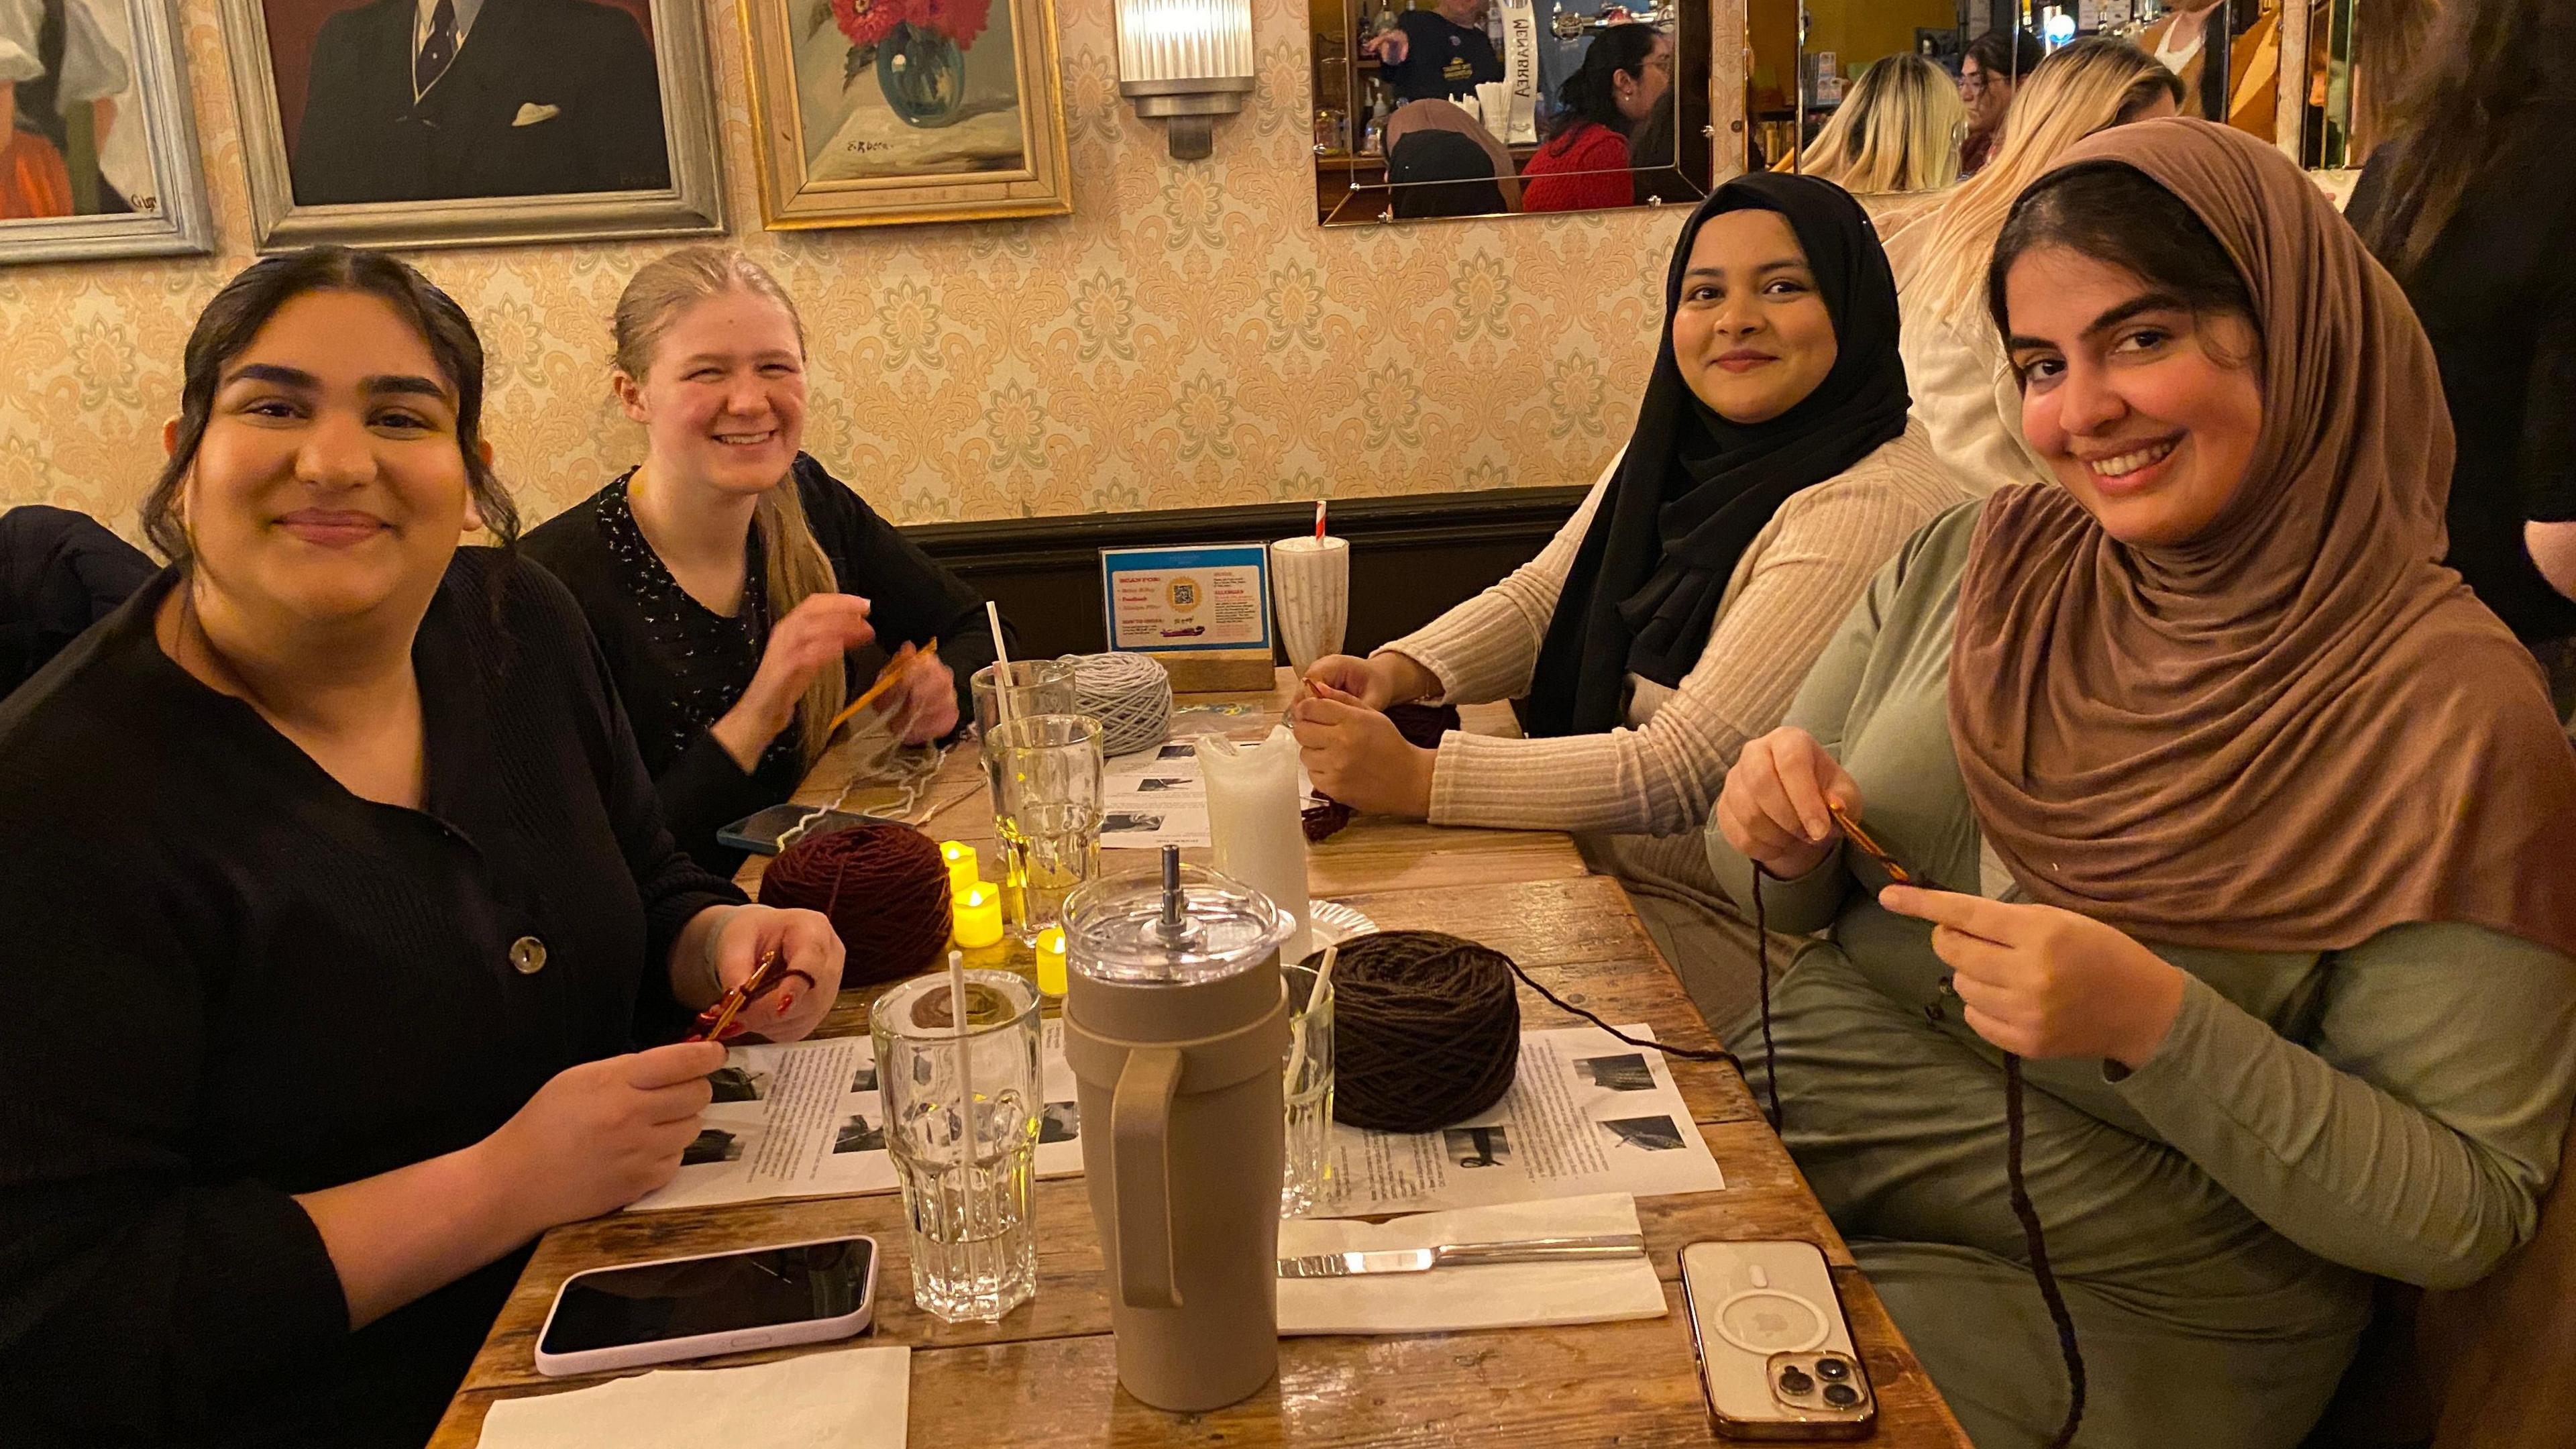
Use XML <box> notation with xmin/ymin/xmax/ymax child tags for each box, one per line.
<box><xmin>1315</xmin><ymin>498</ymin><xmax>1327</xmax><ymax>541</ymax></box>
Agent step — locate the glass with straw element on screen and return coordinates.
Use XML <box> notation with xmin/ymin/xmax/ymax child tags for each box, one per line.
<box><xmin>873</xmin><ymin>954</ymin><xmax>1042</xmax><ymax>1322</ymax></box>
<box><xmin>987</xmin><ymin>712</ymin><xmax>1105</xmax><ymax>942</ymax></box>
<box><xmin>1280</xmin><ymin>943</ymin><xmax>1338</xmax><ymax>1218</ymax></box>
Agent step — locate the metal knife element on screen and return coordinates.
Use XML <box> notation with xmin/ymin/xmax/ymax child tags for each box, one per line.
<box><xmin>1277</xmin><ymin>1232</ymin><xmax>1648</xmax><ymax>1279</ymax></box>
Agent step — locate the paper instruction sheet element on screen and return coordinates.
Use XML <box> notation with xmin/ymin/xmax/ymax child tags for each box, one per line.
<box><xmin>628</xmin><ymin>1020</ymin><xmax>1084</xmax><ymax>1212</ymax></box>
<box><xmin>1305</xmin><ymin>1025</ymin><xmax>1726</xmax><ymax>1218</ymax></box>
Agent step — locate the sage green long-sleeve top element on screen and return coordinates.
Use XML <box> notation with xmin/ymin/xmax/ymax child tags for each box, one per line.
<box><xmin>1705</xmin><ymin>502</ymin><xmax>2576</xmax><ymax>1449</ymax></box>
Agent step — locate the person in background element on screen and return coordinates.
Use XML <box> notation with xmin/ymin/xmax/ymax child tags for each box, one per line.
<box><xmin>1289</xmin><ymin>174</ymin><xmax>1974</xmax><ymax>1027</ymax></box>
<box><xmin>2348</xmin><ymin>0</ymin><xmax>2576</xmax><ymax>709</ymax></box>
<box><xmin>1629</xmin><ymin>86</ymin><xmax>1683</xmax><ymax>205</ymax></box>
<box><xmin>1711</xmin><ymin>119</ymin><xmax>2575</xmax><ymax>1449</ymax></box>
<box><xmin>1793</xmin><ymin>52</ymin><xmax>1967</xmax><ymax>197</ymax></box>
<box><xmin>524</xmin><ymin>248</ymin><xmax>1004</xmax><ymax>877</ymax></box>
<box><xmin>1888</xmin><ymin>38</ymin><xmax>2180</xmax><ymax>492</ymax></box>
<box><xmin>2141</xmin><ymin>0</ymin><xmax>2279</xmax><ymax>136</ymax></box>
<box><xmin>1364</xmin><ymin>0</ymin><xmax>1503</xmax><ymax>107</ymax></box>
<box><xmin>1957</xmin><ymin>27</ymin><xmax>2043</xmax><ymax>177</ymax></box>
<box><xmin>0</xmin><ymin>503</ymin><xmax>153</xmax><ymax>696</ymax></box>
<box><xmin>0</xmin><ymin>246</ymin><xmax>845</xmax><ymax>1448</ymax></box>
<box><xmin>1389</xmin><ymin>126</ymin><xmax>1509</xmax><ymax>217</ymax></box>
<box><xmin>1521</xmin><ymin>23</ymin><xmax>1670</xmax><ymax>213</ymax></box>
<box><xmin>1385</xmin><ymin>97</ymin><xmax>1520</xmax><ymax>211</ymax></box>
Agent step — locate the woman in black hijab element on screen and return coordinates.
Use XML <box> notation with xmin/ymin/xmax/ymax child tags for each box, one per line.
<box><xmin>1291</xmin><ymin>174</ymin><xmax>1975</xmax><ymax>1024</ymax></box>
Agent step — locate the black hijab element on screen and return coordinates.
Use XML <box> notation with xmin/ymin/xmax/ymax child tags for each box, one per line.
<box><xmin>1517</xmin><ymin>173</ymin><xmax>1909</xmax><ymax>738</ymax></box>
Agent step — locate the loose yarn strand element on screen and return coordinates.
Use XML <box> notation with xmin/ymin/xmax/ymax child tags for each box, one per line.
<box><xmin>1753</xmin><ymin>864</ymin><xmax>1781</xmax><ymax>1132</ymax></box>
<box><xmin>2006</xmin><ymin>1054</ymin><xmax>2086</xmax><ymax>1448</ymax></box>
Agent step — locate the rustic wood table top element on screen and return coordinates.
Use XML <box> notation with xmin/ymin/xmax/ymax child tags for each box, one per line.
<box><xmin>429</xmin><ymin>680</ymin><xmax>1970</xmax><ymax>1448</ymax></box>
<box><xmin>731</xmin><ymin>670</ymin><xmax>1589</xmax><ymax>900</ymax></box>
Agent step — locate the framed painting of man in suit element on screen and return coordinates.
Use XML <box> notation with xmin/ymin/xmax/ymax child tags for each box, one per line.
<box><xmin>219</xmin><ymin>0</ymin><xmax>725</xmax><ymax>251</ymax></box>
<box><xmin>0</xmin><ymin>0</ymin><xmax>213</xmax><ymax>265</ymax></box>
<box><xmin>737</xmin><ymin>0</ymin><xmax>1070</xmax><ymax>228</ymax></box>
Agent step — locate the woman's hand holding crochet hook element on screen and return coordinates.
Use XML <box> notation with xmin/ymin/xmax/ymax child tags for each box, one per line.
<box><xmin>1878</xmin><ymin>886</ymin><xmax>2186</xmax><ymax>1070</ymax></box>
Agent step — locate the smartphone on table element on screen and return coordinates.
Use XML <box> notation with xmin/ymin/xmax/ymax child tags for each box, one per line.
<box><xmin>533</xmin><ymin>1236</ymin><xmax>878</xmax><ymax>1378</ymax></box>
<box><xmin>1680</xmin><ymin>1239</ymin><xmax>1876</xmax><ymax>1440</ymax></box>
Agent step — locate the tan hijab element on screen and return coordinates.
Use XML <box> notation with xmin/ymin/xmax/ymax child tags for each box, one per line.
<box><xmin>1949</xmin><ymin>118</ymin><xmax>2576</xmax><ymax>961</ymax></box>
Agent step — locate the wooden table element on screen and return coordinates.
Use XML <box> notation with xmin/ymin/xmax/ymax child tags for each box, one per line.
<box><xmin>429</xmin><ymin>682</ymin><xmax>1970</xmax><ymax>1447</ymax></box>
<box><xmin>733</xmin><ymin>672</ymin><xmax>1591</xmax><ymax>902</ymax></box>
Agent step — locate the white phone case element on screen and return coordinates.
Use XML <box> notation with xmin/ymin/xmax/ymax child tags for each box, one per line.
<box><xmin>1680</xmin><ymin>1240</ymin><xmax>1874</xmax><ymax>1440</ymax></box>
<box><xmin>532</xmin><ymin>1235</ymin><xmax>877</xmax><ymax>1379</ymax></box>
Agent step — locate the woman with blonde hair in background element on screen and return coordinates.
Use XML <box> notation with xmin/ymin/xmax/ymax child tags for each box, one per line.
<box><xmin>525</xmin><ymin>247</ymin><xmax>1006</xmax><ymax>874</ymax></box>
<box><xmin>1788</xmin><ymin>52</ymin><xmax>1967</xmax><ymax>199</ymax></box>
<box><xmin>1887</xmin><ymin>38</ymin><xmax>2181</xmax><ymax>490</ymax></box>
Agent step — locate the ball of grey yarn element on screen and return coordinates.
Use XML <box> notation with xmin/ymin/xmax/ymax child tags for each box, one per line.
<box><xmin>1060</xmin><ymin>651</ymin><xmax>1173</xmax><ymax>757</ymax></box>
<box><xmin>1313</xmin><ymin>931</ymin><xmax>1522</xmax><ymax>1134</ymax></box>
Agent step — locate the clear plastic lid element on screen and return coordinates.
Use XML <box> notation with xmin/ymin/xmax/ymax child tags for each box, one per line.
<box><xmin>1063</xmin><ymin>851</ymin><xmax>1291</xmax><ymax>985</ymax></box>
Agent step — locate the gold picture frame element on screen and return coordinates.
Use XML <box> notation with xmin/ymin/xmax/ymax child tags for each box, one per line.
<box><xmin>217</xmin><ymin>0</ymin><xmax>727</xmax><ymax>254</ymax></box>
<box><xmin>737</xmin><ymin>0</ymin><xmax>1071</xmax><ymax>229</ymax></box>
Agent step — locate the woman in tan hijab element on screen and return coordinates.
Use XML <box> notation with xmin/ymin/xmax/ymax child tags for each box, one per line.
<box><xmin>1705</xmin><ymin>119</ymin><xmax>2576</xmax><ymax>1449</ymax></box>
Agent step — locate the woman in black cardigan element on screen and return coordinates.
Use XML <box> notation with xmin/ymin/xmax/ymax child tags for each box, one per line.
<box><xmin>524</xmin><ymin>248</ymin><xmax>1006</xmax><ymax>874</ymax></box>
<box><xmin>0</xmin><ymin>248</ymin><xmax>845</xmax><ymax>1448</ymax></box>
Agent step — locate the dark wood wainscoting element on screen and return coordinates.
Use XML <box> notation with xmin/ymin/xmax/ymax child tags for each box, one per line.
<box><xmin>904</xmin><ymin>487</ymin><xmax>1588</xmax><ymax>661</ymax></box>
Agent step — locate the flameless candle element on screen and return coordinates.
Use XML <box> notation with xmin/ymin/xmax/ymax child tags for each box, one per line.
<box><xmin>1035</xmin><ymin>926</ymin><xmax>1068</xmax><ymax>998</ymax></box>
<box><xmin>952</xmin><ymin>883</ymin><xmax>1004</xmax><ymax>949</ymax></box>
<box><xmin>939</xmin><ymin>841</ymin><xmax>979</xmax><ymax>896</ymax></box>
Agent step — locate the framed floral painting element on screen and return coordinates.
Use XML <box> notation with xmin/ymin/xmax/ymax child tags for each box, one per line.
<box><xmin>738</xmin><ymin>0</ymin><xmax>1071</xmax><ymax>228</ymax></box>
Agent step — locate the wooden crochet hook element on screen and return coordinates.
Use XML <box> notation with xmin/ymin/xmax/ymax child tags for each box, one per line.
<box><xmin>824</xmin><ymin>638</ymin><xmax>939</xmax><ymax>738</ymax></box>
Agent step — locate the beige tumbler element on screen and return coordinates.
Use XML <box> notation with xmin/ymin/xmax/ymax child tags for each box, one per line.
<box><xmin>1059</xmin><ymin>850</ymin><xmax>1292</xmax><ymax>1412</ymax></box>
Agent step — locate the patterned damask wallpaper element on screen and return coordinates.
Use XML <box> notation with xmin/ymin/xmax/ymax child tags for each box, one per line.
<box><xmin>0</xmin><ymin>0</ymin><xmax>1686</xmax><ymax>538</ymax></box>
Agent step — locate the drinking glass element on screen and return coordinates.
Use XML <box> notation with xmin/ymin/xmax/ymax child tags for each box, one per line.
<box><xmin>987</xmin><ymin>713</ymin><xmax>1104</xmax><ymax>942</ymax></box>
<box><xmin>971</xmin><ymin>660</ymin><xmax>1078</xmax><ymax>741</ymax></box>
<box><xmin>872</xmin><ymin>970</ymin><xmax>1042</xmax><ymax>1323</ymax></box>
<box><xmin>1280</xmin><ymin>958</ymin><xmax>1336</xmax><ymax>1218</ymax></box>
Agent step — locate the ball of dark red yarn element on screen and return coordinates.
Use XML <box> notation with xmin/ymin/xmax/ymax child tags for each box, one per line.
<box><xmin>1384</xmin><ymin>702</ymin><xmax>1462</xmax><ymax>751</ymax></box>
<box><xmin>1313</xmin><ymin>930</ymin><xmax>1521</xmax><ymax>1133</ymax></box>
<box><xmin>759</xmin><ymin>820</ymin><xmax>953</xmax><ymax>986</ymax></box>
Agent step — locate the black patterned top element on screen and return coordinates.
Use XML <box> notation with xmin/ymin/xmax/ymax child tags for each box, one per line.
<box><xmin>524</xmin><ymin>453</ymin><xmax>1004</xmax><ymax>875</ymax></box>
<box><xmin>589</xmin><ymin>472</ymin><xmax>804</xmax><ymax>787</ymax></box>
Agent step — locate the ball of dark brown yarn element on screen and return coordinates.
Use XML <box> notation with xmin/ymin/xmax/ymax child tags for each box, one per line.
<box><xmin>1316</xmin><ymin>930</ymin><xmax>1521</xmax><ymax>1132</ymax></box>
<box><xmin>759</xmin><ymin>820</ymin><xmax>952</xmax><ymax>986</ymax></box>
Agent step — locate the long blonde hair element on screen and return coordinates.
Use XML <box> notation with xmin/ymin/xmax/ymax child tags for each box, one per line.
<box><xmin>1799</xmin><ymin>53</ymin><xmax>1968</xmax><ymax>196</ymax></box>
<box><xmin>1897</xmin><ymin>38</ymin><xmax>2183</xmax><ymax>326</ymax></box>
<box><xmin>612</xmin><ymin>246</ymin><xmax>845</xmax><ymax>766</ymax></box>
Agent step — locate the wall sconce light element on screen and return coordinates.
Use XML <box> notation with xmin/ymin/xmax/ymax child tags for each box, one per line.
<box><xmin>1114</xmin><ymin>0</ymin><xmax>1256</xmax><ymax>162</ymax></box>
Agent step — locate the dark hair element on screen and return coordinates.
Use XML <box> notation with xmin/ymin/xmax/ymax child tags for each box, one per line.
<box><xmin>1389</xmin><ymin>130</ymin><xmax>1506</xmax><ymax>217</ymax></box>
<box><xmin>1965</xmin><ymin>28</ymin><xmax>2045</xmax><ymax>83</ymax></box>
<box><xmin>2355</xmin><ymin>0</ymin><xmax>2569</xmax><ymax>279</ymax></box>
<box><xmin>140</xmin><ymin>245</ymin><xmax>517</xmax><ymax>564</ymax></box>
<box><xmin>1629</xmin><ymin>87</ymin><xmax>1680</xmax><ymax>203</ymax></box>
<box><xmin>1985</xmin><ymin>162</ymin><xmax>2257</xmax><ymax>374</ymax></box>
<box><xmin>1546</xmin><ymin>23</ymin><xmax>1663</xmax><ymax>142</ymax></box>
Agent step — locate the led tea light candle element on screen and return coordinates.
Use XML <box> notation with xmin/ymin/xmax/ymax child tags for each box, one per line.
<box><xmin>1035</xmin><ymin>926</ymin><xmax>1069</xmax><ymax>998</ymax></box>
<box><xmin>953</xmin><ymin>884</ymin><xmax>1005</xmax><ymax>949</ymax></box>
<box><xmin>940</xmin><ymin>841</ymin><xmax>979</xmax><ymax>896</ymax></box>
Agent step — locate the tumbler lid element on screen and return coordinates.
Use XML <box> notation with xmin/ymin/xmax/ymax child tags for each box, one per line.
<box><xmin>1063</xmin><ymin>847</ymin><xmax>1290</xmax><ymax>985</ymax></box>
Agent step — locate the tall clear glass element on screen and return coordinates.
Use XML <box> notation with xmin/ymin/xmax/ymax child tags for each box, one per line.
<box><xmin>987</xmin><ymin>713</ymin><xmax>1104</xmax><ymax>942</ymax></box>
<box><xmin>1280</xmin><ymin>958</ymin><xmax>1336</xmax><ymax>1218</ymax></box>
<box><xmin>971</xmin><ymin>660</ymin><xmax>1079</xmax><ymax>741</ymax></box>
<box><xmin>872</xmin><ymin>971</ymin><xmax>1042</xmax><ymax>1323</ymax></box>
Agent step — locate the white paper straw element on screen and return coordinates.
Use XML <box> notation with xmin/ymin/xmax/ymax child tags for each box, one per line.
<box><xmin>947</xmin><ymin>949</ymin><xmax>976</xmax><ymax>1167</ymax></box>
<box><xmin>1284</xmin><ymin>943</ymin><xmax>1337</xmax><ymax>1090</ymax></box>
<box><xmin>985</xmin><ymin>600</ymin><xmax>1015</xmax><ymax>735</ymax></box>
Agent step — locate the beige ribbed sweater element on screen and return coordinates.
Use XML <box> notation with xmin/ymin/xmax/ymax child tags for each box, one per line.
<box><xmin>1378</xmin><ymin>420</ymin><xmax>1974</xmax><ymax>912</ymax></box>
<box><xmin>1883</xmin><ymin>217</ymin><xmax>2057</xmax><ymax>494</ymax></box>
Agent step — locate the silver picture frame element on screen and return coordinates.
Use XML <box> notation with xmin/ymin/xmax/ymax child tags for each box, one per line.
<box><xmin>0</xmin><ymin>0</ymin><xmax>215</xmax><ymax>266</ymax></box>
<box><xmin>218</xmin><ymin>0</ymin><xmax>727</xmax><ymax>254</ymax></box>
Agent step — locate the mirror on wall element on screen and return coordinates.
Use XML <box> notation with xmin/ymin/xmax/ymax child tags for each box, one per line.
<box><xmin>1790</xmin><ymin>3</ymin><xmax>2290</xmax><ymax>206</ymax></box>
<box><xmin>1309</xmin><ymin>0</ymin><xmax>1736</xmax><ymax>225</ymax></box>
<box><xmin>2294</xmin><ymin>0</ymin><xmax>2437</xmax><ymax>170</ymax></box>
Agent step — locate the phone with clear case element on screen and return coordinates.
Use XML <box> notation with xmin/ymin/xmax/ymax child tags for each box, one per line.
<box><xmin>1680</xmin><ymin>1240</ymin><xmax>1876</xmax><ymax>1440</ymax></box>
